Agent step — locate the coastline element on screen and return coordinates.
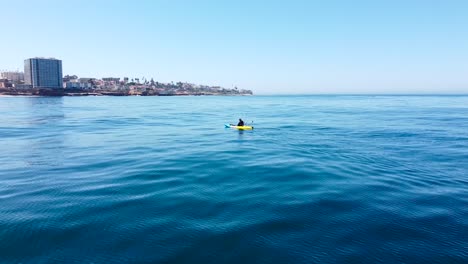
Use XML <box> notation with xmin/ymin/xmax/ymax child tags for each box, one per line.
<box><xmin>0</xmin><ymin>92</ymin><xmax>253</xmax><ymax>97</ymax></box>
<box><xmin>0</xmin><ymin>90</ymin><xmax>253</xmax><ymax>97</ymax></box>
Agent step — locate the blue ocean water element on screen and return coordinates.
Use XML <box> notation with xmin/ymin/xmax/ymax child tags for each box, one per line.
<box><xmin>0</xmin><ymin>95</ymin><xmax>467</xmax><ymax>263</ymax></box>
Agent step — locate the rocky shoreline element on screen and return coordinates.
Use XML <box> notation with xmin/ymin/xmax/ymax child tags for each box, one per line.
<box><xmin>0</xmin><ymin>88</ymin><xmax>252</xmax><ymax>97</ymax></box>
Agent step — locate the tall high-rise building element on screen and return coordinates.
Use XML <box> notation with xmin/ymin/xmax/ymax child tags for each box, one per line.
<box><xmin>24</xmin><ymin>58</ymin><xmax>63</xmax><ymax>89</ymax></box>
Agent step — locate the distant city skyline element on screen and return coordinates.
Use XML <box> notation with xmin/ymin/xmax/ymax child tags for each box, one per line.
<box><xmin>1</xmin><ymin>0</ymin><xmax>468</xmax><ymax>94</ymax></box>
<box><xmin>1</xmin><ymin>57</ymin><xmax>252</xmax><ymax>96</ymax></box>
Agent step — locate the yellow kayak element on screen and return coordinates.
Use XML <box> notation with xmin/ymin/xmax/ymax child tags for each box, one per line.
<box><xmin>225</xmin><ymin>124</ymin><xmax>254</xmax><ymax>130</ymax></box>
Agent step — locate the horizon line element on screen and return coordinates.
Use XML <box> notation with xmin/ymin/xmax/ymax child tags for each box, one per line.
<box><xmin>255</xmin><ymin>93</ymin><xmax>468</xmax><ymax>96</ymax></box>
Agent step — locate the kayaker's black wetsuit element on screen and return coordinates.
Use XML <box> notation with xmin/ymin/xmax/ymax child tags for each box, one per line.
<box><xmin>237</xmin><ymin>119</ymin><xmax>244</xmax><ymax>126</ymax></box>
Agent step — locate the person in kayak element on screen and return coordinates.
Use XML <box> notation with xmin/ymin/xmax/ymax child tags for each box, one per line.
<box><xmin>237</xmin><ymin>118</ymin><xmax>245</xmax><ymax>126</ymax></box>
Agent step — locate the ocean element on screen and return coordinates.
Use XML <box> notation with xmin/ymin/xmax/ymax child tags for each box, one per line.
<box><xmin>0</xmin><ymin>95</ymin><xmax>467</xmax><ymax>263</ymax></box>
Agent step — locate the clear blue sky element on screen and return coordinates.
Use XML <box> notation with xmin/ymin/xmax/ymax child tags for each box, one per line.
<box><xmin>1</xmin><ymin>0</ymin><xmax>468</xmax><ymax>94</ymax></box>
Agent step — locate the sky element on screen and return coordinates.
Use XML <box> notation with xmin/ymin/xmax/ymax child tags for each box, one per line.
<box><xmin>1</xmin><ymin>0</ymin><xmax>468</xmax><ymax>94</ymax></box>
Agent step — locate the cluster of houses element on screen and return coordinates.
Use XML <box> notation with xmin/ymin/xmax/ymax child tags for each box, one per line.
<box><xmin>62</xmin><ymin>75</ymin><xmax>252</xmax><ymax>96</ymax></box>
<box><xmin>0</xmin><ymin>71</ymin><xmax>252</xmax><ymax>96</ymax></box>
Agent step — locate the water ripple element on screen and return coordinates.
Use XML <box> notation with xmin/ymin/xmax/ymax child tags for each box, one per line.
<box><xmin>0</xmin><ymin>95</ymin><xmax>467</xmax><ymax>263</ymax></box>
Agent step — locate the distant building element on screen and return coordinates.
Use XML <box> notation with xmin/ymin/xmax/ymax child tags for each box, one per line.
<box><xmin>65</xmin><ymin>82</ymin><xmax>92</xmax><ymax>89</ymax></box>
<box><xmin>65</xmin><ymin>82</ymin><xmax>80</xmax><ymax>89</ymax></box>
<box><xmin>24</xmin><ymin>58</ymin><xmax>63</xmax><ymax>89</ymax></box>
<box><xmin>79</xmin><ymin>77</ymin><xmax>95</xmax><ymax>83</ymax></box>
<box><xmin>102</xmin><ymin>77</ymin><xmax>120</xmax><ymax>83</ymax></box>
<box><xmin>0</xmin><ymin>71</ymin><xmax>24</xmax><ymax>83</ymax></box>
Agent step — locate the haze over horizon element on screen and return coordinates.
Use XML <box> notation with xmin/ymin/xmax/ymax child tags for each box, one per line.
<box><xmin>1</xmin><ymin>0</ymin><xmax>468</xmax><ymax>94</ymax></box>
